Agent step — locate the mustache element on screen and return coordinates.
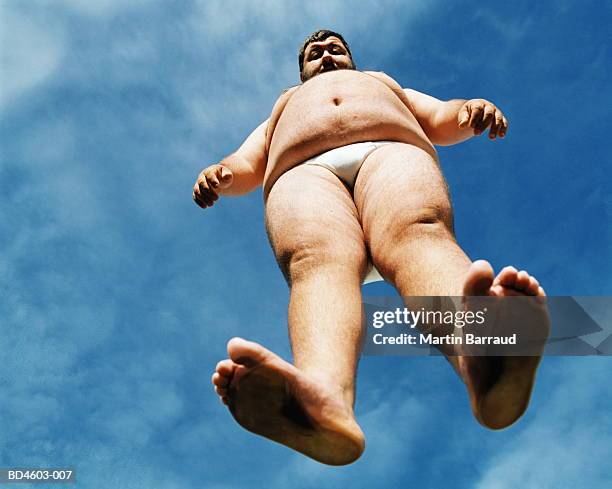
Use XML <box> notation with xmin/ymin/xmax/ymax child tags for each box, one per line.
<box><xmin>320</xmin><ymin>61</ymin><xmax>338</xmax><ymax>72</ymax></box>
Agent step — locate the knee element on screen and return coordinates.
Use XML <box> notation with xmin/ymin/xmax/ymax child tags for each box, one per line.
<box><xmin>370</xmin><ymin>204</ymin><xmax>455</xmax><ymax>264</ymax></box>
<box><xmin>275</xmin><ymin>237</ymin><xmax>368</xmax><ymax>286</ymax></box>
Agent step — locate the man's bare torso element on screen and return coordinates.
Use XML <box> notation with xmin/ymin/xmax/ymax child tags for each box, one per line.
<box><xmin>263</xmin><ymin>70</ymin><xmax>438</xmax><ymax>197</ymax></box>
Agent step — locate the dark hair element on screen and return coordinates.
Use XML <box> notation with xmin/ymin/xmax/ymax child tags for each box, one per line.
<box><xmin>298</xmin><ymin>29</ymin><xmax>354</xmax><ymax>76</ymax></box>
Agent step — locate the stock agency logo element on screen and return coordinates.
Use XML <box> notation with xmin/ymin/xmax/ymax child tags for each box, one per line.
<box><xmin>369</xmin><ymin>305</ymin><xmax>504</xmax><ymax>348</ymax></box>
<box><xmin>364</xmin><ymin>296</ymin><xmax>612</xmax><ymax>356</ymax></box>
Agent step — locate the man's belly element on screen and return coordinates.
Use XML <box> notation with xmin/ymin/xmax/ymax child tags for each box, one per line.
<box><xmin>263</xmin><ymin>92</ymin><xmax>437</xmax><ymax>200</ymax></box>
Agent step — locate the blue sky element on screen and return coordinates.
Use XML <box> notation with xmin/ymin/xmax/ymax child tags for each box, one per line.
<box><xmin>1</xmin><ymin>1</ymin><xmax>611</xmax><ymax>488</ymax></box>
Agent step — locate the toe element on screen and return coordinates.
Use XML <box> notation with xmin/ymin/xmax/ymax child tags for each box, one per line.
<box><xmin>527</xmin><ymin>276</ymin><xmax>540</xmax><ymax>296</ymax></box>
<box><xmin>496</xmin><ymin>266</ymin><xmax>518</xmax><ymax>287</ymax></box>
<box><xmin>216</xmin><ymin>359</ymin><xmax>235</xmax><ymax>377</ymax></box>
<box><xmin>515</xmin><ymin>270</ymin><xmax>530</xmax><ymax>290</ymax></box>
<box><xmin>212</xmin><ymin>372</ymin><xmax>230</xmax><ymax>388</ymax></box>
<box><xmin>490</xmin><ymin>284</ymin><xmax>505</xmax><ymax>297</ymax></box>
<box><xmin>463</xmin><ymin>260</ymin><xmax>495</xmax><ymax>296</ymax></box>
<box><xmin>227</xmin><ymin>337</ymin><xmax>270</xmax><ymax>367</ymax></box>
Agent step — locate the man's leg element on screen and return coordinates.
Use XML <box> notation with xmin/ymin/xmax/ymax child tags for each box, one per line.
<box><xmin>353</xmin><ymin>143</ymin><xmax>549</xmax><ymax>429</ymax></box>
<box><xmin>212</xmin><ymin>164</ymin><xmax>367</xmax><ymax>465</ymax></box>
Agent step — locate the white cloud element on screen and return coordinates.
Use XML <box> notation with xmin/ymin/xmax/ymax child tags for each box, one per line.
<box><xmin>0</xmin><ymin>6</ymin><xmax>64</xmax><ymax>109</ymax></box>
<box><xmin>6</xmin><ymin>2</ymin><xmax>607</xmax><ymax>488</ymax></box>
<box><xmin>182</xmin><ymin>0</ymin><xmax>440</xmax><ymax>162</ymax></box>
<box><xmin>37</xmin><ymin>0</ymin><xmax>146</xmax><ymax>17</ymax></box>
<box><xmin>473</xmin><ymin>9</ymin><xmax>536</xmax><ymax>43</ymax></box>
<box><xmin>475</xmin><ymin>358</ymin><xmax>612</xmax><ymax>488</ymax></box>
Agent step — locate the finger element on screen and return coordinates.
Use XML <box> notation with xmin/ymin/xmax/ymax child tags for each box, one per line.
<box><xmin>197</xmin><ymin>175</ymin><xmax>210</xmax><ymax>193</ymax></box>
<box><xmin>202</xmin><ymin>187</ymin><xmax>219</xmax><ymax>204</ymax></box>
<box><xmin>476</xmin><ymin>105</ymin><xmax>495</xmax><ymax>134</ymax></box>
<box><xmin>201</xmin><ymin>193</ymin><xmax>215</xmax><ymax>207</ymax></box>
<box><xmin>194</xmin><ymin>191</ymin><xmax>211</xmax><ymax>208</ymax></box>
<box><xmin>468</xmin><ymin>104</ymin><xmax>484</xmax><ymax>131</ymax></box>
<box><xmin>218</xmin><ymin>166</ymin><xmax>234</xmax><ymax>189</ymax></box>
<box><xmin>207</xmin><ymin>172</ymin><xmax>220</xmax><ymax>189</ymax></box>
<box><xmin>193</xmin><ymin>185</ymin><xmax>208</xmax><ymax>208</ymax></box>
<box><xmin>488</xmin><ymin>120</ymin><xmax>498</xmax><ymax>139</ymax></box>
<box><xmin>458</xmin><ymin>104</ymin><xmax>471</xmax><ymax>128</ymax></box>
<box><xmin>193</xmin><ymin>191</ymin><xmax>206</xmax><ymax>208</ymax></box>
<box><xmin>499</xmin><ymin>116</ymin><xmax>509</xmax><ymax>137</ymax></box>
<box><xmin>194</xmin><ymin>184</ymin><xmax>214</xmax><ymax>207</ymax></box>
<box><xmin>198</xmin><ymin>179</ymin><xmax>218</xmax><ymax>204</ymax></box>
<box><xmin>489</xmin><ymin>111</ymin><xmax>503</xmax><ymax>139</ymax></box>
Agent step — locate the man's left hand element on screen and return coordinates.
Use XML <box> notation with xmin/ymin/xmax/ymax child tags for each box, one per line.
<box><xmin>458</xmin><ymin>99</ymin><xmax>508</xmax><ymax>139</ymax></box>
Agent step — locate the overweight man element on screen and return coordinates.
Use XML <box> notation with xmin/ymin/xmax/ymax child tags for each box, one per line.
<box><xmin>194</xmin><ymin>30</ymin><xmax>550</xmax><ymax>465</ymax></box>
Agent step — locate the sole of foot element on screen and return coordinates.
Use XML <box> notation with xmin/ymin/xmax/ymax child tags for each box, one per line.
<box><xmin>459</xmin><ymin>260</ymin><xmax>550</xmax><ymax>430</ymax></box>
<box><xmin>212</xmin><ymin>337</ymin><xmax>365</xmax><ymax>465</ymax></box>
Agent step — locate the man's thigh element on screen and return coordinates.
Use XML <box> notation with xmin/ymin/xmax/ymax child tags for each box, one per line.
<box><xmin>353</xmin><ymin>144</ymin><xmax>456</xmax><ymax>274</ymax></box>
<box><xmin>265</xmin><ymin>164</ymin><xmax>368</xmax><ymax>283</ymax></box>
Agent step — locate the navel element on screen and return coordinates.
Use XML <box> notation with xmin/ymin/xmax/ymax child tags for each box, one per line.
<box><xmin>332</xmin><ymin>97</ymin><xmax>341</xmax><ymax>106</ymax></box>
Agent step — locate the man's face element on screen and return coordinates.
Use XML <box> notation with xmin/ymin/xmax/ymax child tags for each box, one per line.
<box><xmin>301</xmin><ymin>36</ymin><xmax>355</xmax><ymax>82</ymax></box>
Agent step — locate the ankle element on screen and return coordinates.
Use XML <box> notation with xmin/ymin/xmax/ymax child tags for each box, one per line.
<box><xmin>301</xmin><ymin>367</ymin><xmax>356</xmax><ymax>408</ymax></box>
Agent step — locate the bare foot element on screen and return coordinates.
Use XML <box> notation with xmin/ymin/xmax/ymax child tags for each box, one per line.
<box><xmin>211</xmin><ymin>337</ymin><xmax>365</xmax><ymax>465</ymax></box>
<box><xmin>457</xmin><ymin>260</ymin><xmax>550</xmax><ymax>429</ymax></box>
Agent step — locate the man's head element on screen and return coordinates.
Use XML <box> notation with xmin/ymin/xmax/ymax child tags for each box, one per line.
<box><xmin>298</xmin><ymin>29</ymin><xmax>355</xmax><ymax>82</ymax></box>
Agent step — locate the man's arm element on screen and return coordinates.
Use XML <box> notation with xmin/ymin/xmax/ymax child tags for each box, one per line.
<box><xmin>403</xmin><ymin>89</ymin><xmax>508</xmax><ymax>146</ymax></box>
<box><xmin>193</xmin><ymin>119</ymin><xmax>268</xmax><ymax>208</ymax></box>
<box><xmin>216</xmin><ymin>118</ymin><xmax>268</xmax><ymax>195</ymax></box>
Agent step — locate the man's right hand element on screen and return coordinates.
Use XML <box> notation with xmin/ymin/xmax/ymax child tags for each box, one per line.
<box><xmin>193</xmin><ymin>164</ymin><xmax>234</xmax><ymax>209</ymax></box>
